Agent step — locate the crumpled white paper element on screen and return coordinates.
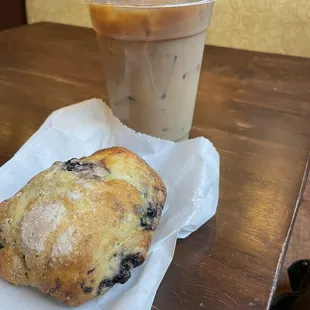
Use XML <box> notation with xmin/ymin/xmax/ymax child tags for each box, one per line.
<box><xmin>0</xmin><ymin>98</ymin><xmax>219</xmax><ymax>310</ymax></box>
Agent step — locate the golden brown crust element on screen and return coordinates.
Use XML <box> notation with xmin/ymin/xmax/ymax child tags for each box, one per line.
<box><xmin>0</xmin><ymin>146</ymin><xmax>166</xmax><ymax>306</ymax></box>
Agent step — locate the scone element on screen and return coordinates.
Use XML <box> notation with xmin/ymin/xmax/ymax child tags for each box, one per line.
<box><xmin>0</xmin><ymin>146</ymin><xmax>166</xmax><ymax>306</ymax></box>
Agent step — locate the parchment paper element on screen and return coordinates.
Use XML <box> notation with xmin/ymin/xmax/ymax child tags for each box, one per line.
<box><xmin>0</xmin><ymin>98</ymin><xmax>219</xmax><ymax>310</ymax></box>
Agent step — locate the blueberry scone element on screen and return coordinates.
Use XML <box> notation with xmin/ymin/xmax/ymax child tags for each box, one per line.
<box><xmin>0</xmin><ymin>147</ymin><xmax>166</xmax><ymax>306</ymax></box>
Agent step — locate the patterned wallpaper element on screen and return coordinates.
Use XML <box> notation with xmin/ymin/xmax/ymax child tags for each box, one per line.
<box><xmin>208</xmin><ymin>0</ymin><xmax>310</xmax><ymax>57</ymax></box>
<box><xmin>26</xmin><ymin>0</ymin><xmax>310</xmax><ymax>58</ymax></box>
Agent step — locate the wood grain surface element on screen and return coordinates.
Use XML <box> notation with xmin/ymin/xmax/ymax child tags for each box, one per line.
<box><xmin>0</xmin><ymin>23</ymin><xmax>309</xmax><ymax>309</ymax></box>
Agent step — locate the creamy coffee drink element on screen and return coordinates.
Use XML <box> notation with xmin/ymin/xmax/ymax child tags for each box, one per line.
<box><xmin>88</xmin><ymin>1</ymin><xmax>214</xmax><ymax>141</ymax></box>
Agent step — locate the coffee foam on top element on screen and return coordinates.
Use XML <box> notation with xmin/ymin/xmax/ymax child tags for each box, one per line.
<box><xmin>86</xmin><ymin>0</ymin><xmax>214</xmax><ymax>7</ymax></box>
<box><xmin>88</xmin><ymin>1</ymin><xmax>214</xmax><ymax>40</ymax></box>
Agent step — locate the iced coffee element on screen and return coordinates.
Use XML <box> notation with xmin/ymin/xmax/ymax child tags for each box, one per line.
<box><xmin>87</xmin><ymin>0</ymin><xmax>214</xmax><ymax>141</ymax></box>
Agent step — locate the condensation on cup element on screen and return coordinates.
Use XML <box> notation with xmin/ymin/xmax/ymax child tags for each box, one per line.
<box><xmin>85</xmin><ymin>0</ymin><xmax>215</xmax><ymax>141</ymax></box>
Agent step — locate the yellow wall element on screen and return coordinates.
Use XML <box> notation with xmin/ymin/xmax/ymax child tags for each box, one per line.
<box><xmin>26</xmin><ymin>0</ymin><xmax>310</xmax><ymax>58</ymax></box>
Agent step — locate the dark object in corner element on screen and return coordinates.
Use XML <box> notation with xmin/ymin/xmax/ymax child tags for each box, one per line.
<box><xmin>271</xmin><ymin>260</ymin><xmax>310</xmax><ymax>310</ymax></box>
<box><xmin>0</xmin><ymin>1</ymin><xmax>26</xmax><ymax>31</ymax></box>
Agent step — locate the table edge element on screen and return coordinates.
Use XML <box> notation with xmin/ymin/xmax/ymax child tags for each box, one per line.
<box><xmin>267</xmin><ymin>151</ymin><xmax>310</xmax><ymax>309</ymax></box>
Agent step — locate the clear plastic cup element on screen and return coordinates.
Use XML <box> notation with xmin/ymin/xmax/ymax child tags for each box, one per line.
<box><xmin>85</xmin><ymin>0</ymin><xmax>215</xmax><ymax>141</ymax></box>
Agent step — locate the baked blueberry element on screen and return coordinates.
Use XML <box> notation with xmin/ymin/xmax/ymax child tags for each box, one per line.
<box><xmin>49</xmin><ymin>279</ymin><xmax>61</xmax><ymax>294</ymax></box>
<box><xmin>140</xmin><ymin>203</ymin><xmax>162</xmax><ymax>231</ymax></box>
<box><xmin>87</xmin><ymin>268</ymin><xmax>95</xmax><ymax>275</ymax></box>
<box><xmin>0</xmin><ymin>146</ymin><xmax>166</xmax><ymax>306</ymax></box>
<box><xmin>123</xmin><ymin>253</ymin><xmax>144</xmax><ymax>268</ymax></box>
<box><xmin>64</xmin><ymin>159</ymin><xmax>94</xmax><ymax>172</ymax></box>
<box><xmin>81</xmin><ymin>282</ymin><xmax>93</xmax><ymax>294</ymax></box>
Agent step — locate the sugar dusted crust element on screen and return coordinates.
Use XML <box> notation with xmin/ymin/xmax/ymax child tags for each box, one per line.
<box><xmin>0</xmin><ymin>147</ymin><xmax>166</xmax><ymax>306</ymax></box>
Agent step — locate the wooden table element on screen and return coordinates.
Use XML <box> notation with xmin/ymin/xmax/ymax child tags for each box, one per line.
<box><xmin>0</xmin><ymin>22</ymin><xmax>309</xmax><ymax>309</ymax></box>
